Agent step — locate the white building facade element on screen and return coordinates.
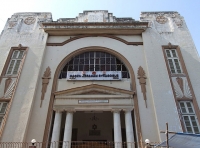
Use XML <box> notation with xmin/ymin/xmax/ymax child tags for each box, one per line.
<box><xmin>0</xmin><ymin>11</ymin><xmax>200</xmax><ymax>148</ymax></box>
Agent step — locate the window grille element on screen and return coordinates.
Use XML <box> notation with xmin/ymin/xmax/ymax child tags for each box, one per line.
<box><xmin>6</xmin><ymin>50</ymin><xmax>24</xmax><ymax>75</ymax></box>
<box><xmin>59</xmin><ymin>51</ymin><xmax>130</xmax><ymax>79</ymax></box>
<box><xmin>179</xmin><ymin>101</ymin><xmax>200</xmax><ymax>134</ymax></box>
<box><xmin>0</xmin><ymin>102</ymin><xmax>8</xmax><ymax>127</ymax></box>
<box><xmin>165</xmin><ymin>49</ymin><xmax>182</xmax><ymax>74</ymax></box>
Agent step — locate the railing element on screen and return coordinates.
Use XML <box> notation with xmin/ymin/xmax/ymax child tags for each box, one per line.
<box><xmin>0</xmin><ymin>141</ymin><xmax>163</xmax><ymax>148</ymax></box>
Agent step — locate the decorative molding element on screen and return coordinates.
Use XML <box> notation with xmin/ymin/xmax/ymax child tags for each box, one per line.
<box><xmin>162</xmin><ymin>44</ymin><xmax>200</xmax><ymax>131</ymax></box>
<box><xmin>137</xmin><ymin>66</ymin><xmax>147</xmax><ymax>108</ymax></box>
<box><xmin>0</xmin><ymin>99</ymin><xmax>11</xmax><ymax>102</ymax></box>
<box><xmin>168</xmin><ymin>42</ymin><xmax>172</xmax><ymax>49</ymax></box>
<box><xmin>8</xmin><ymin>21</ymin><xmax>17</xmax><ymax>28</ymax></box>
<box><xmin>18</xmin><ymin>44</ymin><xmax>22</xmax><ymax>49</ymax></box>
<box><xmin>172</xmin><ymin>77</ymin><xmax>192</xmax><ymax>99</ymax></box>
<box><xmin>24</xmin><ymin>17</ymin><xmax>36</xmax><ymax>25</ymax></box>
<box><xmin>170</xmin><ymin>73</ymin><xmax>186</xmax><ymax>77</ymax></box>
<box><xmin>42</xmin><ymin>22</ymin><xmax>148</xmax><ymax>28</ymax></box>
<box><xmin>47</xmin><ymin>35</ymin><xmax>143</xmax><ymax>46</ymax></box>
<box><xmin>3</xmin><ymin>80</ymin><xmax>16</xmax><ymax>99</ymax></box>
<box><xmin>173</xmin><ymin>17</ymin><xmax>183</xmax><ymax>27</ymax></box>
<box><xmin>4</xmin><ymin>77</ymin><xmax>12</xmax><ymax>94</ymax></box>
<box><xmin>42</xmin><ymin>22</ymin><xmax>148</xmax><ymax>36</ymax></box>
<box><xmin>79</xmin><ymin>90</ymin><xmax>111</xmax><ymax>95</ymax></box>
<box><xmin>176</xmin><ymin>77</ymin><xmax>183</xmax><ymax>92</ymax></box>
<box><xmin>56</xmin><ymin>95</ymin><xmax>130</xmax><ymax>100</ymax></box>
<box><xmin>156</xmin><ymin>16</ymin><xmax>168</xmax><ymax>24</ymax></box>
<box><xmin>54</xmin><ymin>84</ymin><xmax>134</xmax><ymax>96</ymax></box>
<box><xmin>0</xmin><ymin>44</ymin><xmax>27</xmax><ymax>83</ymax></box>
<box><xmin>40</xmin><ymin>67</ymin><xmax>51</xmax><ymax>107</ymax></box>
<box><xmin>0</xmin><ymin>46</ymin><xmax>28</xmax><ymax>138</ymax></box>
<box><xmin>42</xmin><ymin>46</ymin><xmax>143</xmax><ymax>148</ymax></box>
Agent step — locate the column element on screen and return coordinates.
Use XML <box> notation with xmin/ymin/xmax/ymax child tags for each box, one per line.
<box><xmin>62</xmin><ymin>110</ymin><xmax>74</xmax><ymax>148</ymax></box>
<box><xmin>51</xmin><ymin>110</ymin><xmax>62</xmax><ymax>148</ymax></box>
<box><xmin>113</xmin><ymin>109</ymin><xmax>122</xmax><ymax>148</ymax></box>
<box><xmin>124</xmin><ymin>109</ymin><xmax>135</xmax><ymax>148</ymax></box>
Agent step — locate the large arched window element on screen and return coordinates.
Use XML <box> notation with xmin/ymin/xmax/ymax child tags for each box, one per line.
<box><xmin>59</xmin><ymin>51</ymin><xmax>130</xmax><ymax>79</ymax></box>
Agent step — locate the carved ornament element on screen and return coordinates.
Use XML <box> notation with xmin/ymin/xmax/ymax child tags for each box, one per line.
<box><xmin>40</xmin><ymin>67</ymin><xmax>51</xmax><ymax>107</ymax></box>
<box><xmin>18</xmin><ymin>44</ymin><xmax>22</xmax><ymax>49</ymax></box>
<box><xmin>8</xmin><ymin>22</ymin><xmax>17</xmax><ymax>28</ymax></box>
<box><xmin>168</xmin><ymin>42</ymin><xmax>172</xmax><ymax>49</ymax></box>
<box><xmin>137</xmin><ymin>66</ymin><xmax>147</xmax><ymax>108</ymax></box>
<box><xmin>156</xmin><ymin>16</ymin><xmax>168</xmax><ymax>24</ymax></box>
<box><xmin>3</xmin><ymin>79</ymin><xmax>16</xmax><ymax>99</ymax></box>
<box><xmin>174</xmin><ymin>18</ymin><xmax>183</xmax><ymax>27</ymax></box>
<box><xmin>24</xmin><ymin>17</ymin><xmax>36</xmax><ymax>25</ymax></box>
<box><xmin>172</xmin><ymin>77</ymin><xmax>192</xmax><ymax>99</ymax></box>
<box><xmin>4</xmin><ymin>78</ymin><xmax>12</xmax><ymax>94</ymax></box>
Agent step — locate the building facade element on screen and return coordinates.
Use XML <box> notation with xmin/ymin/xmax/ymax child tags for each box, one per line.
<box><xmin>0</xmin><ymin>10</ymin><xmax>200</xmax><ymax>147</ymax></box>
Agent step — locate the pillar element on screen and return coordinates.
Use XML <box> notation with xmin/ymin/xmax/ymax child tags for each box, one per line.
<box><xmin>51</xmin><ymin>110</ymin><xmax>62</xmax><ymax>148</ymax></box>
<box><xmin>62</xmin><ymin>110</ymin><xmax>74</xmax><ymax>148</ymax></box>
<box><xmin>113</xmin><ymin>109</ymin><xmax>122</xmax><ymax>148</ymax></box>
<box><xmin>124</xmin><ymin>109</ymin><xmax>135</xmax><ymax>148</ymax></box>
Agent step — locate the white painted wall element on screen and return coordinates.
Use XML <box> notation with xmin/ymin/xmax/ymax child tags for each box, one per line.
<box><xmin>26</xmin><ymin>35</ymin><xmax>159</xmax><ymax>143</ymax></box>
<box><xmin>0</xmin><ymin>12</ymin><xmax>51</xmax><ymax>142</ymax></box>
<box><xmin>0</xmin><ymin>11</ymin><xmax>199</xmax><ymax>144</ymax></box>
<box><xmin>141</xmin><ymin>11</ymin><xmax>200</xmax><ymax>141</ymax></box>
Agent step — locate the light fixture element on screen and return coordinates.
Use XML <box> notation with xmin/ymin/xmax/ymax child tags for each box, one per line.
<box><xmin>145</xmin><ymin>139</ymin><xmax>150</xmax><ymax>144</ymax></box>
<box><xmin>31</xmin><ymin>139</ymin><xmax>36</xmax><ymax>146</ymax></box>
<box><xmin>145</xmin><ymin>139</ymin><xmax>152</xmax><ymax>148</ymax></box>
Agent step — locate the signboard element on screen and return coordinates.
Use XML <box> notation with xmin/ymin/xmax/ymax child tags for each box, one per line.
<box><xmin>67</xmin><ymin>71</ymin><xmax>121</xmax><ymax>80</ymax></box>
<box><xmin>78</xmin><ymin>100</ymin><xmax>109</xmax><ymax>104</ymax></box>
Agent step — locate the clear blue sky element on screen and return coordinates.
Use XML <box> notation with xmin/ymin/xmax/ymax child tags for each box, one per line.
<box><xmin>0</xmin><ymin>0</ymin><xmax>199</xmax><ymax>55</ymax></box>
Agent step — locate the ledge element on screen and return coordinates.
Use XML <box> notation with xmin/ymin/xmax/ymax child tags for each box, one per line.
<box><xmin>42</xmin><ymin>22</ymin><xmax>148</xmax><ymax>35</ymax></box>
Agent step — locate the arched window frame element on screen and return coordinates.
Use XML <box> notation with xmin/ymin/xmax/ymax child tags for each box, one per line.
<box><xmin>59</xmin><ymin>51</ymin><xmax>130</xmax><ymax>79</ymax></box>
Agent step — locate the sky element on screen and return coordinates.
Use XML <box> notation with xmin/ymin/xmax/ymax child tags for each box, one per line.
<box><xmin>0</xmin><ymin>0</ymin><xmax>199</xmax><ymax>55</ymax></box>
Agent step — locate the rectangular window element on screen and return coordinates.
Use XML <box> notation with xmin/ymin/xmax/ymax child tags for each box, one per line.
<box><xmin>166</xmin><ymin>49</ymin><xmax>182</xmax><ymax>74</ymax></box>
<box><xmin>6</xmin><ymin>50</ymin><xmax>24</xmax><ymax>75</ymax></box>
<box><xmin>0</xmin><ymin>102</ymin><xmax>8</xmax><ymax>127</ymax></box>
<box><xmin>179</xmin><ymin>101</ymin><xmax>200</xmax><ymax>134</ymax></box>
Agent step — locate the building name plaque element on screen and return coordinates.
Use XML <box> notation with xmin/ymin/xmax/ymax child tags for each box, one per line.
<box><xmin>67</xmin><ymin>71</ymin><xmax>121</xmax><ymax>80</ymax></box>
<box><xmin>78</xmin><ymin>100</ymin><xmax>109</xmax><ymax>104</ymax></box>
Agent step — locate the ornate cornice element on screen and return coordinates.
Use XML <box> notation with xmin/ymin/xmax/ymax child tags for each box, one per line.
<box><xmin>54</xmin><ymin>84</ymin><xmax>135</xmax><ymax>96</ymax></box>
<box><xmin>42</xmin><ymin>22</ymin><xmax>148</xmax><ymax>36</ymax></box>
<box><xmin>42</xmin><ymin>22</ymin><xmax>148</xmax><ymax>26</ymax></box>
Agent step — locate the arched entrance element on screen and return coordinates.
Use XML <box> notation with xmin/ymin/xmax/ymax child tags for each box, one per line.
<box><xmin>43</xmin><ymin>46</ymin><xmax>142</xmax><ymax>148</ymax></box>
